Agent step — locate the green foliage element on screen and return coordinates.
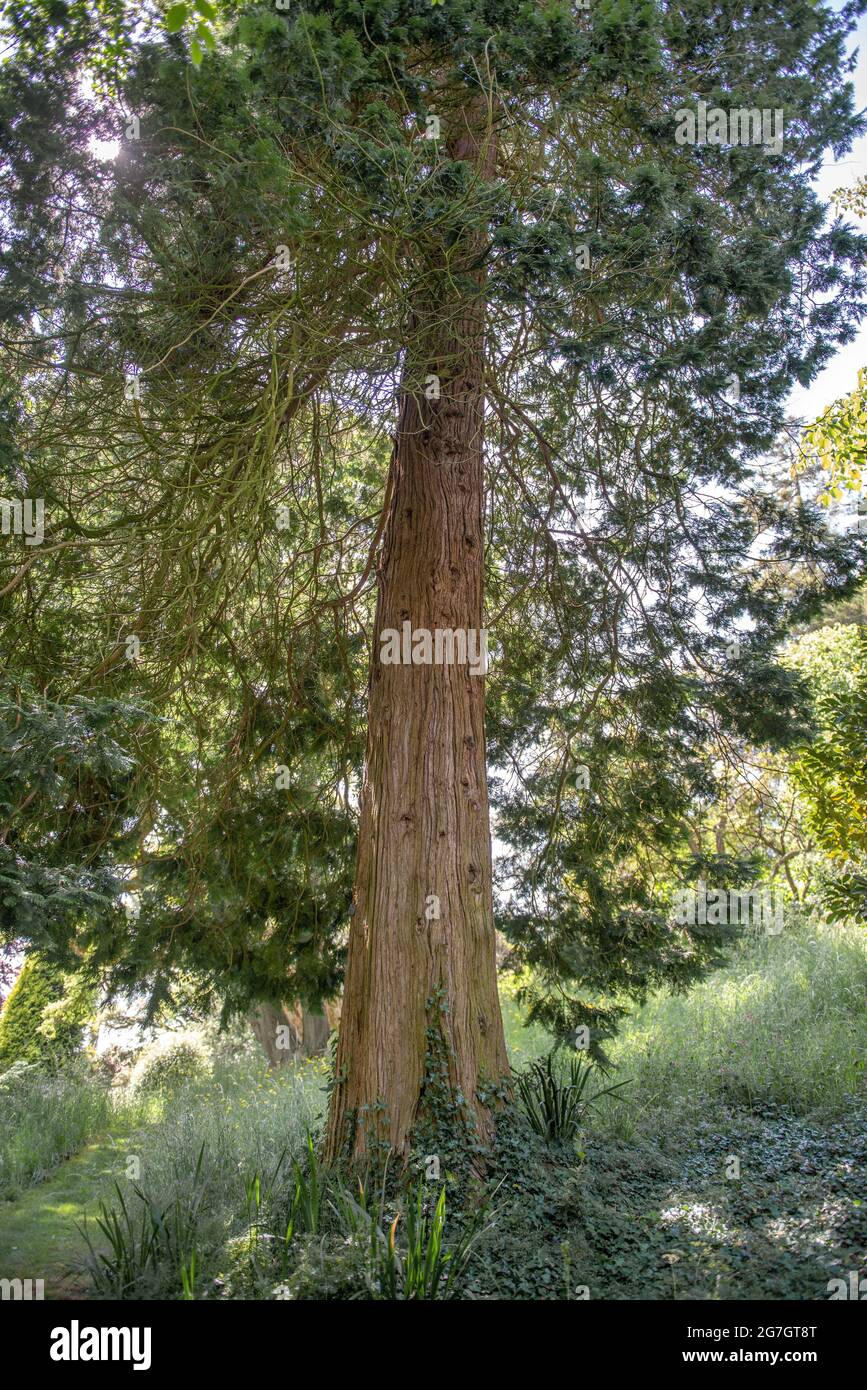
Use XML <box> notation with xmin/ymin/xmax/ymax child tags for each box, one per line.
<box><xmin>785</xmin><ymin>625</ymin><xmax>867</xmax><ymax>922</ymax></box>
<box><xmin>0</xmin><ymin>953</ymin><xmax>91</xmax><ymax>1069</ymax></box>
<box><xmin>804</xmin><ymin>364</ymin><xmax>867</xmax><ymax>501</ymax></box>
<box><xmin>515</xmin><ymin>1050</ymin><xmax>629</xmax><ymax>1145</ymax></box>
<box><xmin>125</xmin><ymin>747</ymin><xmax>356</xmax><ymax>1023</ymax></box>
<box><xmin>163</xmin><ymin>0</ymin><xmax>218</xmax><ymax>64</ymax></box>
<box><xmin>329</xmin><ymin>1177</ymin><xmax>495</xmax><ymax>1301</ymax></box>
<box><xmin>0</xmin><ymin>1058</ymin><xmax>112</xmax><ymax>1197</ymax></box>
<box><xmin>801</xmin><ymin>172</ymin><xmax>867</xmax><ymax>504</ymax></box>
<box><xmin>559</xmin><ymin>918</ymin><xmax>867</xmax><ymax>1300</ymax></box>
<box><xmin>398</xmin><ymin>1182</ymin><xmax>491</xmax><ymax>1301</ymax></box>
<box><xmin>0</xmin><ymin>956</ymin><xmax>61</xmax><ymax>1067</ymax></box>
<box><xmin>131</xmin><ymin>1037</ymin><xmax>210</xmax><ymax>1096</ymax></box>
<box><xmin>284</xmin><ymin>1131</ymin><xmax>323</xmax><ymax>1238</ymax></box>
<box><xmin>77</xmin><ymin>1052</ymin><xmax>324</xmax><ymax>1296</ymax></box>
<box><xmin>82</xmin><ymin>1091</ymin><xmax>493</xmax><ymax>1299</ymax></box>
<box><xmin>0</xmin><ymin>684</ymin><xmax>152</xmax><ymax>954</ymax></box>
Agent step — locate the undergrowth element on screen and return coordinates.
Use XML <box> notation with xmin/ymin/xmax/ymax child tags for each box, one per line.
<box><xmin>5</xmin><ymin>919</ymin><xmax>865</xmax><ymax>1300</ymax></box>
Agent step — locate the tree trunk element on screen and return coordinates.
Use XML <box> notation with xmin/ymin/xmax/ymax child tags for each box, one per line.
<box><xmin>301</xmin><ymin>1005</ymin><xmax>331</xmax><ymax>1056</ymax></box>
<box><xmin>250</xmin><ymin>1001</ymin><xmax>334</xmax><ymax>1064</ymax></box>
<box><xmin>324</xmin><ymin>95</ymin><xmax>510</xmax><ymax>1165</ymax></box>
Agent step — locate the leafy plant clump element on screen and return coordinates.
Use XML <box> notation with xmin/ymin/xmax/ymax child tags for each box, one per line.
<box><xmin>516</xmin><ymin>1051</ymin><xmax>630</xmax><ymax>1145</ymax></box>
<box><xmin>131</xmin><ymin>1037</ymin><xmax>211</xmax><ymax>1097</ymax></box>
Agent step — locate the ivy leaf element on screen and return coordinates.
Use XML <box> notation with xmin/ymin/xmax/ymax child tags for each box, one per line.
<box><xmin>165</xmin><ymin>3</ymin><xmax>188</xmax><ymax>33</ymax></box>
<box><xmin>194</xmin><ymin>0</ymin><xmax>218</xmax><ymax>15</ymax></box>
<box><xmin>190</xmin><ymin>36</ymin><xmax>203</xmax><ymax>64</ymax></box>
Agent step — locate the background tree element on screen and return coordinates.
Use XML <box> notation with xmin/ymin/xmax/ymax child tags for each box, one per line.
<box><xmin>802</xmin><ymin>174</ymin><xmax>867</xmax><ymax>504</ymax></box>
<box><xmin>785</xmin><ymin>622</ymin><xmax>867</xmax><ymax>923</ymax></box>
<box><xmin>0</xmin><ymin>682</ymin><xmax>150</xmax><ymax>958</ymax></box>
<box><xmin>0</xmin><ymin>951</ymin><xmax>93</xmax><ymax>1068</ymax></box>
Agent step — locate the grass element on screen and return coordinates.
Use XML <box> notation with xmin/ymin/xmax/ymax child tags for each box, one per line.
<box><xmin>499</xmin><ymin>989</ymin><xmax>552</xmax><ymax>1069</ymax></box>
<box><xmin>595</xmin><ymin>918</ymin><xmax>867</xmax><ymax>1143</ymax></box>
<box><xmin>0</xmin><ymin>1134</ymin><xmax>145</xmax><ymax>1295</ymax></box>
<box><xmin>0</xmin><ymin>1063</ymin><xmax>117</xmax><ymax>1199</ymax></box>
<box><xmin>1</xmin><ymin>918</ymin><xmax>865</xmax><ymax>1299</ymax></box>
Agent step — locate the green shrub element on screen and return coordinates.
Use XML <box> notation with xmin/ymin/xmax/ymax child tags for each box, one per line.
<box><xmin>131</xmin><ymin>1037</ymin><xmax>210</xmax><ymax>1096</ymax></box>
<box><xmin>0</xmin><ymin>953</ymin><xmax>91</xmax><ymax>1069</ymax></box>
<box><xmin>0</xmin><ymin>1058</ymin><xmax>38</xmax><ymax>1093</ymax></box>
<box><xmin>516</xmin><ymin>1051</ymin><xmax>629</xmax><ymax>1144</ymax></box>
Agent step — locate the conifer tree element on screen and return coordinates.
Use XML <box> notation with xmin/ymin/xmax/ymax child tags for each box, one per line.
<box><xmin>1</xmin><ymin>0</ymin><xmax>865</xmax><ymax>1162</ymax></box>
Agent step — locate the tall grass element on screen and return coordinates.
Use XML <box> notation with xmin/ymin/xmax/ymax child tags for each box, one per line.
<box><xmin>124</xmin><ymin>1054</ymin><xmax>326</xmax><ymax>1207</ymax></box>
<box><xmin>595</xmin><ymin>920</ymin><xmax>867</xmax><ymax>1140</ymax></box>
<box><xmin>82</xmin><ymin>1054</ymin><xmax>327</xmax><ymax>1297</ymax></box>
<box><xmin>0</xmin><ymin>1062</ymin><xmax>115</xmax><ymax>1198</ymax></box>
<box><xmin>84</xmin><ymin>1066</ymin><xmax>493</xmax><ymax>1300</ymax></box>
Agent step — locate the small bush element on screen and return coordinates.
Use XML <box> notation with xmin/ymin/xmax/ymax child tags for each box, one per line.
<box><xmin>0</xmin><ymin>1058</ymin><xmax>40</xmax><ymax>1094</ymax></box>
<box><xmin>516</xmin><ymin>1051</ymin><xmax>629</xmax><ymax>1144</ymax></box>
<box><xmin>131</xmin><ymin>1037</ymin><xmax>210</xmax><ymax>1096</ymax></box>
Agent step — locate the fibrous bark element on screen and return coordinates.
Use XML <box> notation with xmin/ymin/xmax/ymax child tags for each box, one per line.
<box><xmin>324</xmin><ymin>94</ymin><xmax>510</xmax><ymax>1164</ymax></box>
